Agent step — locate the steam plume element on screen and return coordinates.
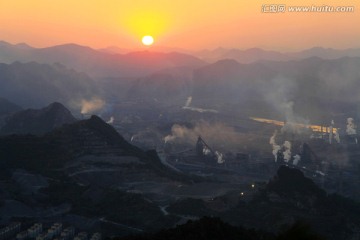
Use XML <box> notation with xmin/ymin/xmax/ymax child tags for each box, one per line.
<box><xmin>215</xmin><ymin>151</ymin><xmax>224</xmax><ymax>164</ymax></box>
<box><xmin>269</xmin><ymin>131</ymin><xmax>292</xmax><ymax>163</ymax></box>
<box><xmin>283</xmin><ymin>141</ymin><xmax>292</xmax><ymax>163</ymax></box>
<box><xmin>293</xmin><ymin>154</ymin><xmax>301</xmax><ymax>165</ymax></box>
<box><xmin>163</xmin><ymin>121</ymin><xmax>245</xmax><ymax>152</ymax></box>
<box><xmin>182</xmin><ymin>96</ymin><xmax>218</xmax><ymax>113</ymax></box>
<box><xmin>80</xmin><ymin>98</ymin><xmax>105</xmax><ymax>114</ymax></box>
<box><xmin>269</xmin><ymin>131</ymin><xmax>281</xmax><ymax>162</ymax></box>
<box><xmin>346</xmin><ymin>118</ymin><xmax>357</xmax><ymax>135</ymax></box>
<box><xmin>185</xmin><ymin>96</ymin><xmax>192</xmax><ymax>107</ymax></box>
<box><xmin>107</xmin><ymin>116</ymin><xmax>115</xmax><ymax>124</ymax></box>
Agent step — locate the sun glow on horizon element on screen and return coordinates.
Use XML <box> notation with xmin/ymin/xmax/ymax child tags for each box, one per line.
<box><xmin>142</xmin><ymin>35</ymin><xmax>154</xmax><ymax>46</ymax></box>
<box><xmin>0</xmin><ymin>1</ymin><xmax>359</xmax><ymax>50</ymax></box>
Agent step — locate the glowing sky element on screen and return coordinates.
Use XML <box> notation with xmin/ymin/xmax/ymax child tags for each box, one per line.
<box><xmin>0</xmin><ymin>0</ymin><xmax>359</xmax><ymax>50</ymax></box>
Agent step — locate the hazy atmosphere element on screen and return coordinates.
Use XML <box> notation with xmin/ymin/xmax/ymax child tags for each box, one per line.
<box><xmin>0</xmin><ymin>1</ymin><xmax>360</xmax><ymax>240</ymax></box>
<box><xmin>1</xmin><ymin>0</ymin><xmax>359</xmax><ymax>50</ymax></box>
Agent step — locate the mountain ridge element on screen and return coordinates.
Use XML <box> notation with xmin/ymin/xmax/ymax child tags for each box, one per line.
<box><xmin>0</xmin><ymin>102</ymin><xmax>77</xmax><ymax>136</ymax></box>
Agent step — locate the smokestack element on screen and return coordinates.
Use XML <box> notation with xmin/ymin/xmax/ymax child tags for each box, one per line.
<box><xmin>329</xmin><ymin>120</ymin><xmax>334</xmax><ymax>144</ymax></box>
<box><xmin>321</xmin><ymin>125</ymin><xmax>323</xmax><ymax>138</ymax></box>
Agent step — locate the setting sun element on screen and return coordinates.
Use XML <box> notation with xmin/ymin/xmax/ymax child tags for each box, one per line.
<box><xmin>142</xmin><ymin>35</ymin><xmax>154</xmax><ymax>46</ymax></box>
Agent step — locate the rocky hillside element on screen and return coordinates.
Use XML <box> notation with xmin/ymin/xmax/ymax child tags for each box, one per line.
<box><xmin>0</xmin><ymin>102</ymin><xmax>77</xmax><ymax>135</ymax></box>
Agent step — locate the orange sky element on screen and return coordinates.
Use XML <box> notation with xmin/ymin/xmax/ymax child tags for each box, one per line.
<box><xmin>0</xmin><ymin>0</ymin><xmax>359</xmax><ymax>51</ymax></box>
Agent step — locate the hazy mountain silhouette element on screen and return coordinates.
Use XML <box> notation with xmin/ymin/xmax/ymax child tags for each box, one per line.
<box><xmin>0</xmin><ymin>98</ymin><xmax>23</xmax><ymax>128</ymax></box>
<box><xmin>0</xmin><ymin>41</ymin><xmax>206</xmax><ymax>78</ymax></box>
<box><xmin>191</xmin><ymin>57</ymin><xmax>360</xmax><ymax>120</ymax></box>
<box><xmin>196</xmin><ymin>47</ymin><xmax>360</xmax><ymax>63</ymax></box>
<box><xmin>0</xmin><ymin>97</ymin><xmax>22</xmax><ymax>116</ymax></box>
<box><xmin>122</xmin><ymin>55</ymin><xmax>360</xmax><ymax>123</ymax></box>
<box><xmin>126</xmin><ymin>66</ymin><xmax>195</xmax><ymax>103</ymax></box>
<box><xmin>0</xmin><ymin>102</ymin><xmax>76</xmax><ymax>136</ymax></box>
<box><xmin>2</xmin><ymin>40</ymin><xmax>359</xmax><ymax>78</ymax></box>
<box><xmin>0</xmin><ymin>61</ymin><xmax>99</xmax><ymax>108</ymax></box>
<box><xmin>197</xmin><ymin>47</ymin><xmax>292</xmax><ymax>63</ymax></box>
<box><xmin>289</xmin><ymin>47</ymin><xmax>360</xmax><ymax>59</ymax></box>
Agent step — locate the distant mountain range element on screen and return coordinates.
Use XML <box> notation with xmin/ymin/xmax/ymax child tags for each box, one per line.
<box><xmin>1</xmin><ymin>40</ymin><xmax>360</xmax><ymax>120</ymax></box>
<box><xmin>196</xmin><ymin>46</ymin><xmax>360</xmax><ymax>63</ymax></box>
<box><xmin>1</xmin><ymin>40</ymin><xmax>360</xmax><ymax>78</ymax></box>
<box><xmin>128</xmin><ymin>56</ymin><xmax>360</xmax><ymax>122</ymax></box>
<box><xmin>0</xmin><ymin>41</ymin><xmax>206</xmax><ymax>78</ymax></box>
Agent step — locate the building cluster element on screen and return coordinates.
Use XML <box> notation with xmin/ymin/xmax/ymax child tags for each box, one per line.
<box><xmin>0</xmin><ymin>223</ymin><xmax>21</xmax><ymax>240</ymax></box>
<box><xmin>16</xmin><ymin>223</ymin><xmax>42</xmax><ymax>240</ymax></box>
<box><xmin>0</xmin><ymin>222</ymin><xmax>101</xmax><ymax>240</ymax></box>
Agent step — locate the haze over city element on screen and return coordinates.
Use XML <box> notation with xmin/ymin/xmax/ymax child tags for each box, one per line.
<box><xmin>0</xmin><ymin>1</ymin><xmax>360</xmax><ymax>240</ymax></box>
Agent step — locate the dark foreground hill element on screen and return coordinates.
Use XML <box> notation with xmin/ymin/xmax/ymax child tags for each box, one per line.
<box><xmin>0</xmin><ymin>115</ymin><xmax>196</xmax><ymax>232</ymax></box>
<box><xmin>0</xmin><ymin>115</ymin><xmax>359</xmax><ymax>238</ymax></box>
<box><xmin>0</xmin><ymin>114</ymin><xmax>185</xmax><ymax>178</ymax></box>
<box><xmin>166</xmin><ymin>166</ymin><xmax>360</xmax><ymax>240</ymax></box>
<box><xmin>0</xmin><ymin>102</ymin><xmax>76</xmax><ymax>135</ymax></box>
<box><xmin>116</xmin><ymin>216</ymin><xmax>325</xmax><ymax>240</ymax></box>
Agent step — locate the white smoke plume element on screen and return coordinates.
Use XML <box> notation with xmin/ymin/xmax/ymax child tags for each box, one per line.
<box><xmin>185</xmin><ymin>96</ymin><xmax>192</xmax><ymax>107</ymax></box>
<box><xmin>107</xmin><ymin>116</ymin><xmax>115</xmax><ymax>124</ymax></box>
<box><xmin>203</xmin><ymin>147</ymin><xmax>211</xmax><ymax>155</ymax></box>
<box><xmin>264</xmin><ymin>76</ymin><xmax>310</xmax><ymax>134</ymax></box>
<box><xmin>280</xmin><ymin>102</ymin><xmax>310</xmax><ymax>134</ymax></box>
<box><xmin>164</xmin><ymin>135</ymin><xmax>175</xmax><ymax>144</ymax></box>
<box><xmin>269</xmin><ymin>130</ymin><xmax>277</xmax><ymax>146</ymax></box>
<box><xmin>182</xmin><ymin>96</ymin><xmax>218</xmax><ymax>113</ymax></box>
<box><xmin>163</xmin><ymin>121</ymin><xmax>247</xmax><ymax>152</ymax></box>
<box><xmin>183</xmin><ymin>106</ymin><xmax>218</xmax><ymax>113</ymax></box>
<box><xmin>215</xmin><ymin>151</ymin><xmax>224</xmax><ymax>164</ymax></box>
<box><xmin>346</xmin><ymin>118</ymin><xmax>357</xmax><ymax>135</ymax></box>
<box><xmin>316</xmin><ymin>170</ymin><xmax>326</xmax><ymax>176</ymax></box>
<box><xmin>334</xmin><ymin>129</ymin><xmax>340</xmax><ymax>143</ymax></box>
<box><xmin>80</xmin><ymin>98</ymin><xmax>106</xmax><ymax>114</ymax></box>
<box><xmin>293</xmin><ymin>154</ymin><xmax>301</xmax><ymax>165</ymax></box>
<box><xmin>269</xmin><ymin>131</ymin><xmax>281</xmax><ymax>162</ymax></box>
<box><xmin>269</xmin><ymin>131</ymin><xmax>292</xmax><ymax>163</ymax></box>
<box><xmin>283</xmin><ymin>141</ymin><xmax>292</xmax><ymax>163</ymax></box>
